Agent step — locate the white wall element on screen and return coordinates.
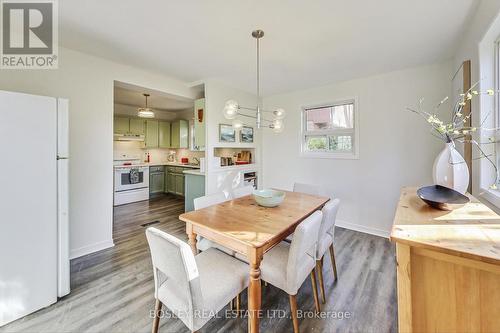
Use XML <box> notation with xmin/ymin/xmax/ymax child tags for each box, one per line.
<box><xmin>453</xmin><ymin>1</ymin><xmax>500</xmax><ymax>208</ymax></box>
<box><xmin>203</xmin><ymin>79</ymin><xmax>260</xmax><ymax>194</ymax></box>
<box><xmin>0</xmin><ymin>47</ymin><xmax>198</xmax><ymax>258</ymax></box>
<box><xmin>114</xmin><ymin>103</ymin><xmax>193</xmax><ymax>121</ymax></box>
<box><xmin>262</xmin><ymin>61</ymin><xmax>453</xmax><ymax>236</ymax></box>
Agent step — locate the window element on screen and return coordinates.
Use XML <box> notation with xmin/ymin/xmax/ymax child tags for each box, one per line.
<box><xmin>301</xmin><ymin>100</ymin><xmax>358</xmax><ymax>158</ymax></box>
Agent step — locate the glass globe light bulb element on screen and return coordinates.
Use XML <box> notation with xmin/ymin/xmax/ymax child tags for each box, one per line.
<box><xmin>273</xmin><ymin>108</ymin><xmax>286</xmax><ymax>120</ymax></box>
<box><xmin>272</xmin><ymin>119</ymin><xmax>284</xmax><ymax>133</ymax></box>
<box><xmin>223</xmin><ymin>99</ymin><xmax>239</xmax><ymax>119</ymax></box>
<box><xmin>232</xmin><ymin>118</ymin><xmax>244</xmax><ymax>129</ymax></box>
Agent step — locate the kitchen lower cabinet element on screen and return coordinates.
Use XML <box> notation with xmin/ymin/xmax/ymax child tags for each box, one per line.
<box><xmin>164</xmin><ymin>166</ymin><xmax>195</xmax><ymax>197</ymax></box>
<box><xmin>149</xmin><ymin>166</ymin><xmax>165</xmax><ymax>194</ymax></box>
<box><xmin>174</xmin><ymin>174</ymin><xmax>184</xmax><ymax>196</ymax></box>
<box><xmin>166</xmin><ymin>173</ymin><xmax>175</xmax><ymax>193</ymax></box>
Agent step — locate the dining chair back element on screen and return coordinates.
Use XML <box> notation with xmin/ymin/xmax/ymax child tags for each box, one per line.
<box><xmin>232</xmin><ymin>185</ymin><xmax>254</xmax><ymax>198</ymax></box>
<box><xmin>194</xmin><ymin>192</ymin><xmax>230</xmax><ymax>210</ymax></box>
<box><xmin>314</xmin><ymin>199</ymin><xmax>340</xmax><ymax>304</ymax></box>
<box><xmin>146</xmin><ymin>227</ymin><xmax>202</xmax><ymax>330</ymax></box>
<box><xmin>293</xmin><ymin>182</ymin><xmax>321</xmax><ymax>196</ymax></box>
<box><xmin>193</xmin><ymin>192</ymin><xmax>235</xmax><ymax>255</ymax></box>
<box><xmin>317</xmin><ymin>199</ymin><xmax>340</xmax><ymax>258</ymax></box>
<box><xmin>286</xmin><ymin>210</ymin><xmax>323</xmax><ymax>294</ymax></box>
<box><xmin>146</xmin><ymin>227</ymin><xmax>250</xmax><ymax>332</ymax></box>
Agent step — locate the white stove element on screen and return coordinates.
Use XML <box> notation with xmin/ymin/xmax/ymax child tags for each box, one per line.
<box><xmin>113</xmin><ymin>155</ymin><xmax>149</xmax><ymax>206</ymax></box>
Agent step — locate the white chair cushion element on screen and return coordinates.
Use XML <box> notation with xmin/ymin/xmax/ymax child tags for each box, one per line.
<box><xmin>158</xmin><ymin>248</ymin><xmax>249</xmax><ymax>331</ymax></box>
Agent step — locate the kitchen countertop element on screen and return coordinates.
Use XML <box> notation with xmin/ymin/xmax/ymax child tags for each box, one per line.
<box><xmin>183</xmin><ymin>169</ymin><xmax>205</xmax><ymax>176</ymax></box>
<box><xmin>114</xmin><ymin>162</ymin><xmax>200</xmax><ymax>169</ymax></box>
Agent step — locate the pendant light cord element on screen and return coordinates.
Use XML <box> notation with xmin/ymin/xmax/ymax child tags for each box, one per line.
<box><xmin>257</xmin><ymin>35</ymin><xmax>260</xmax><ymax>106</ymax></box>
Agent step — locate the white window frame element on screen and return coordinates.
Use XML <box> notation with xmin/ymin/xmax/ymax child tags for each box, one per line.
<box><xmin>477</xmin><ymin>33</ymin><xmax>500</xmax><ymax>207</ymax></box>
<box><xmin>300</xmin><ymin>98</ymin><xmax>359</xmax><ymax>159</ymax></box>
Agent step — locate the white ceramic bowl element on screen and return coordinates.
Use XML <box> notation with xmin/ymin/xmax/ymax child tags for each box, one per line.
<box><xmin>253</xmin><ymin>189</ymin><xmax>286</xmax><ymax>207</ymax></box>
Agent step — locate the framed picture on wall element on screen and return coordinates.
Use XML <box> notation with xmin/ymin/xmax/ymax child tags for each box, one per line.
<box><xmin>240</xmin><ymin>126</ymin><xmax>254</xmax><ymax>143</ymax></box>
<box><xmin>219</xmin><ymin>124</ymin><xmax>236</xmax><ymax>142</ymax></box>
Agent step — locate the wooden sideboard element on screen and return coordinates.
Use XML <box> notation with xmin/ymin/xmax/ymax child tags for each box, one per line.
<box><xmin>391</xmin><ymin>187</ymin><xmax>500</xmax><ymax>332</ymax></box>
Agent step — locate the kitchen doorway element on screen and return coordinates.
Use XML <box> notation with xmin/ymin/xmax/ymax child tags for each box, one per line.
<box><xmin>112</xmin><ymin>81</ymin><xmax>205</xmax><ymax>242</ymax></box>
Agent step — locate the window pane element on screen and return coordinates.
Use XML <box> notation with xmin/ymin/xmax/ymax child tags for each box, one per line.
<box><xmin>306</xmin><ymin>135</ymin><xmax>353</xmax><ymax>152</ymax></box>
<box><xmin>329</xmin><ymin>135</ymin><xmax>352</xmax><ymax>151</ymax></box>
<box><xmin>306</xmin><ymin>136</ymin><xmax>328</xmax><ymax>151</ymax></box>
<box><xmin>305</xmin><ymin>103</ymin><xmax>354</xmax><ymax>131</ymax></box>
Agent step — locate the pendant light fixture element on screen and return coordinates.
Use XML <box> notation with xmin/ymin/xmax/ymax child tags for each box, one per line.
<box><xmin>223</xmin><ymin>30</ymin><xmax>285</xmax><ymax>132</ymax></box>
<box><xmin>138</xmin><ymin>93</ymin><xmax>155</xmax><ymax>118</ymax></box>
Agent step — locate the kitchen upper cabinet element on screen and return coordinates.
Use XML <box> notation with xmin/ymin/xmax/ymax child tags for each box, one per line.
<box><xmin>145</xmin><ymin>120</ymin><xmax>159</xmax><ymax>148</ymax></box>
<box><xmin>114</xmin><ymin>117</ymin><xmax>130</xmax><ymax>134</ymax></box>
<box><xmin>158</xmin><ymin>121</ymin><xmax>171</xmax><ymax>148</ymax></box>
<box><xmin>129</xmin><ymin>118</ymin><xmax>145</xmax><ymax>135</ymax></box>
<box><xmin>170</xmin><ymin>119</ymin><xmax>188</xmax><ymax>148</ymax></box>
<box><xmin>193</xmin><ymin>98</ymin><xmax>205</xmax><ymax>151</ymax></box>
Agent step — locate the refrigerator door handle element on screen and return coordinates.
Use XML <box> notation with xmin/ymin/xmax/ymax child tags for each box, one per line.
<box><xmin>57</xmin><ymin>156</ymin><xmax>69</xmax><ymax>160</ymax></box>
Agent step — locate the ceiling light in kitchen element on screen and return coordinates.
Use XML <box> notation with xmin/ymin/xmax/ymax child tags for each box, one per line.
<box><xmin>138</xmin><ymin>93</ymin><xmax>155</xmax><ymax>118</ymax></box>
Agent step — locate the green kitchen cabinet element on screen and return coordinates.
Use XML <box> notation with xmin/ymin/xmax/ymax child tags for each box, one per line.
<box><xmin>166</xmin><ymin>173</ymin><xmax>175</xmax><ymax>193</ymax></box>
<box><xmin>149</xmin><ymin>166</ymin><xmax>165</xmax><ymax>194</ymax></box>
<box><xmin>174</xmin><ymin>174</ymin><xmax>185</xmax><ymax>196</ymax></box>
<box><xmin>145</xmin><ymin>120</ymin><xmax>159</xmax><ymax>148</ymax></box>
<box><xmin>171</xmin><ymin>120</ymin><xmax>188</xmax><ymax>148</ymax></box>
<box><xmin>114</xmin><ymin>117</ymin><xmax>130</xmax><ymax>134</ymax></box>
<box><xmin>158</xmin><ymin>121</ymin><xmax>171</xmax><ymax>148</ymax></box>
<box><xmin>129</xmin><ymin>118</ymin><xmax>145</xmax><ymax>135</ymax></box>
<box><xmin>165</xmin><ymin>166</ymin><xmax>190</xmax><ymax>196</ymax></box>
<box><xmin>193</xmin><ymin>98</ymin><xmax>205</xmax><ymax>151</ymax></box>
<box><xmin>184</xmin><ymin>172</ymin><xmax>205</xmax><ymax>212</ymax></box>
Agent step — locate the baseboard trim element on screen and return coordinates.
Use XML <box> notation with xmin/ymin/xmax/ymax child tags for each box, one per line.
<box><xmin>70</xmin><ymin>239</ymin><xmax>115</xmax><ymax>260</ymax></box>
<box><xmin>336</xmin><ymin>219</ymin><xmax>390</xmax><ymax>239</ymax></box>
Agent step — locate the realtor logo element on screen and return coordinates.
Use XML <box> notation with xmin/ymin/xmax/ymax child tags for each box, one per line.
<box><xmin>1</xmin><ymin>0</ymin><xmax>58</xmax><ymax>69</ymax></box>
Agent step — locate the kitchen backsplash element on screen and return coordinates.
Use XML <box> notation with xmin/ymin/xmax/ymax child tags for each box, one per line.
<box><xmin>113</xmin><ymin>141</ymin><xmax>204</xmax><ymax>163</ymax></box>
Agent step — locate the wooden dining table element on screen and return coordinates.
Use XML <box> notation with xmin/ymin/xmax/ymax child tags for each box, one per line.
<box><xmin>179</xmin><ymin>190</ymin><xmax>330</xmax><ymax>333</ymax></box>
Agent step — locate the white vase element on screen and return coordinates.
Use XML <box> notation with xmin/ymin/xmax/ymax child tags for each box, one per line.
<box><xmin>432</xmin><ymin>142</ymin><xmax>469</xmax><ymax>194</ymax></box>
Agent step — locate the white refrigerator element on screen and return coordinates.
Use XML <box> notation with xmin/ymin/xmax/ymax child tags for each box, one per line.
<box><xmin>0</xmin><ymin>90</ymin><xmax>70</xmax><ymax>326</ymax></box>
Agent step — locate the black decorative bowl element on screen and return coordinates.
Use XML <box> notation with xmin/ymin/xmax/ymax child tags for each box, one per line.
<box><xmin>417</xmin><ymin>185</ymin><xmax>470</xmax><ymax>211</ymax></box>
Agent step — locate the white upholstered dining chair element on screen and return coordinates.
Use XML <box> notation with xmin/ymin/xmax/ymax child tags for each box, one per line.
<box><xmin>260</xmin><ymin>211</ymin><xmax>323</xmax><ymax>333</ymax></box>
<box><xmin>232</xmin><ymin>185</ymin><xmax>254</xmax><ymax>198</ymax></box>
<box><xmin>287</xmin><ymin>182</ymin><xmax>325</xmax><ymax>242</ymax></box>
<box><xmin>293</xmin><ymin>182</ymin><xmax>321</xmax><ymax>196</ymax></box>
<box><xmin>315</xmin><ymin>199</ymin><xmax>340</xmax><ymax>303</ymax></box>
<box><xmin>193</xmin><ymin>192</ymin><xmax>235</xmax><ymax>255</ymax></box>
<box><xmin>146</xmin><ymin>227</ymin><xmax>249</xmax><ymax>333</ymax></box>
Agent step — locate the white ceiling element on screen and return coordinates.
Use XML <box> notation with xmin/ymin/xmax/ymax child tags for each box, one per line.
<box><xmin>61</xmin><ymin>0</ymin><xmax>478</xmax><ymax>96</ymax></box>
<box><xmin>114</xmin><ymin>84</ymin><xmax>194</xmax><ymax>111</ymax></box>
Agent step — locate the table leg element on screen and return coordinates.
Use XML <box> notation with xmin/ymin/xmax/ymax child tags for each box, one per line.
<box><xmin>248</xmin><ymin>248</ymin><xmax>263</xmax><ymax>333</ymax></box>
<box><xmin>186</xmin><ymin>223</ymin><xmax>198</xmax><ymax>255</ymax></box>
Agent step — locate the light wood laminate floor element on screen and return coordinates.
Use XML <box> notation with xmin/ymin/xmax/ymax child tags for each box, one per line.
<box><xmin>1</xmin><ymin>194</ymin><xmax>397</xmax><ymax>333</ymax></box>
